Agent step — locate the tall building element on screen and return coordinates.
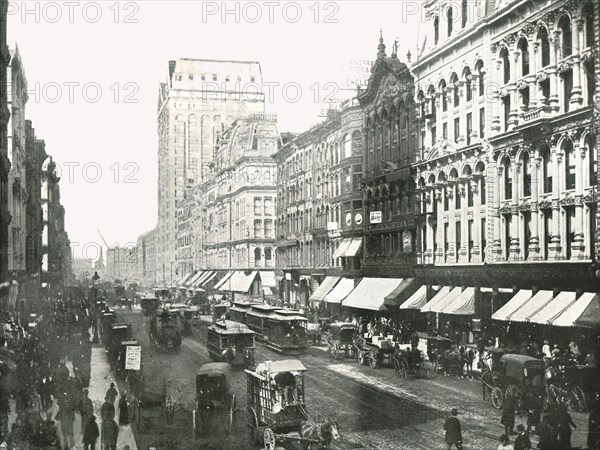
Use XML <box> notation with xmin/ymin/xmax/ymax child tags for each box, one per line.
<box><xmin>156</xmin><ymin>58</ymin><xmax>266</xmax><ymax>286</ymax></box>
<box><xmin>136</xmin><ymin>228</ymin><xmax>156</xmax><ymax>287</ymax></box>
<box><xmin>0</xmin><ymin>0</ymin><xmax>10</xmax><ymax>298</ymax></box>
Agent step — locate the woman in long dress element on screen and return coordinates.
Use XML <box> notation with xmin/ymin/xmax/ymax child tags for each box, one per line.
<box><xmin>119</xmin><ymin>394</ymin><xmax>129</xmax><ymax>425</ymax></box>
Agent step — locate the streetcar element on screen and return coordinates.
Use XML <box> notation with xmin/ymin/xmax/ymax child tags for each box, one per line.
<box><xmin>212</xmin><ymin>303</ymin><xmax>230</xmax><ymax>323</ymax></box>
<box><xmin>207</xmin><ymin>320</ymin><xmax>255</xmax><ymax>367</ymax></box>
<box><xmin>245</xmin><ymin>304</ymin><xmax>281</xmax><ymax>337</ymax></box>
<box><xmin>264</xmin><ymin>310</ymin><xmax>308</xmax><ymax>354</ymax></box>
<box><xmin>228</xmin><ymin>300</ymin><xmax>261</xmax><ymax>324</ymax></box>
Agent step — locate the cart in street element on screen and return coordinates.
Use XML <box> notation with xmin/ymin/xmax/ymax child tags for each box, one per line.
<box><xmin>326</xmin><ymin>322</ymin><xmax>358</xmax><ymax>359</ymax></box>
<box><xmin>194</xmin><ymin>362</ymin><xmax>236</xmax><ymax>436</ymax></box>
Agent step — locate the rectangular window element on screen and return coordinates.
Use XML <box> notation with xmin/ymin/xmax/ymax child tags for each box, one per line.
<box><xmin>444</xmin><ymin>223</ymin><xmax>450</xmax><ymax>254</ymax></box>
<box><xmin>443</xmin><ymin>122</ymin><xmax>448</xmax><ymax>140</ymax></box>
<box><xmin>264</xmin><ymin>197</ymin><xmax>273</xmax><ymax>215</ymax></box>
<box><xmin>481</xmin><ymin>218</ymin><xmax>487</xmax><ymax>262</ymax></box>
<box><xmin>503</xmin><ymin>95</ymin><xmax>511</xmax><ymax>131</ymax></box>
<box><xmin>468</xmin><ymin>219</ymin><xmax>474</xmax><ymax>256</ymax></box>
<box><xmin>254</xmin><ymin>220</ymin><xmax>262</xmax><ymax>238</ymax></box>
<box><xmin>456</xmin><ymin>222</ymin><xmax>461</xmax><ymax>252</ymax></box>
<box><xmin>479</xmin><ymin>108</ymin><xmax>485</xmax><ymax>138</ymax></box>
<box><xmin>504</xmin><ymin>215</ymin><xmax>511</xmax><ymax>260</ymax></box>
<box><xmin>466</xmin><ymin>112</ymin><xmax>472</xmax><ymax>146</ymax></box>
<box><xmin>254</xmin><ymin>197</ymin><xmax>262</xmax><ymax>215</ymax></box>
<box><xmin>264</xmin><ymin>220</ymin><xmax>273</xmax><ymax>238</ymax></box>
<box><xmin>563</xmin><ymin>70</ymin><xmax>573</xmax><ymax>113</ymax></box>
<box><xmin>520</xmin><ymin>87</ymin><xmax>530</xmax><ymax>109</ymax></box>
<box><xmin>454</xmin><ymin>118</ymin><xmax>460</xmax><ymax>143</ymax></box>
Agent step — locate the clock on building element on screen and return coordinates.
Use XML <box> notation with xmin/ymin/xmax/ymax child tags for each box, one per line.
<box><xmin>355</xmin><ymin>213</ymin><xmax>363</xmax><ymax>225</ymax></box>
<box><xmin>345</xmin><ymin>213</ymin><xmax>352</xmax><ymax>227</ymax></box>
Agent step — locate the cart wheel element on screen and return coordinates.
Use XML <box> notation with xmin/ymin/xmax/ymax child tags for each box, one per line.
<box><xmin>569</xmin><ymin>386</ymin><xmax>586</xmax><ymax>412</ymax></box>
<box><xmin>491</xmin><ymin>387</ymin><xmax>503</xmax><ymax>409</ymax></box>
<box><xmin>369</xmin><ymin>351</ymin><xmax>378</xmax><ymax>369</ymax></box>
<box><xmin>264</xmin><ymin>428</ymin><xmax>276</xmax><ymax>450</ymax></box>
<box><xmin>247</xmin><ymin>408</ymin><xmax>260</xmax><ymax>445</ymax></box>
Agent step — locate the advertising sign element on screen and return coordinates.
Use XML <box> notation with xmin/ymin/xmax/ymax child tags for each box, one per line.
<box><xmin>125</xmin><ymin>345</ymin><xmax>142</xmax><ymax>371</ymax></box>
<box><xmin>369</xmin><ymin>211</ymin><xmax>382</xmax><ymax>224</ymax></box>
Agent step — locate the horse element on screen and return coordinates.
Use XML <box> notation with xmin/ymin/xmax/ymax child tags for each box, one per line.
<box><xmin>299</xmin><ymin>418</ymin><xmax>340</xmax><ymax>450</ymax></box>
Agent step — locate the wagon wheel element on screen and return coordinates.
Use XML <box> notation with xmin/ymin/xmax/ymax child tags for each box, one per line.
<box><xmin>369</xmin><ymin>350</ymin><xmax>378</xmax><ymax>369</ymax></box>
<box><xmin>491</xmin><ymin>387</ymin><xmax>503</xmax><ymax>409</ymax></box>
<box><xmin>569</xmin><ymin>386</ymin><xmax>586</xmax><ymax>412</ymax></box>
<box><xmin>247</xmin><ymin>408</ymin><xmax>260</xmax><ymax>445</ymax></box>
<box><xmin>547</xmin><ymin>384</ymin><xmax>561</xmax><ymax>406</ymax></box>
<box><xmin>263</xmin><ymin>428</ymin><xmax>276</xmax><ymax>450</ymax></box>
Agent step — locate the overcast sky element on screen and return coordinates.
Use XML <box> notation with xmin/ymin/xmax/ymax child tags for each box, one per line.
<box><xmin>9</xmin><ymin>1</ymin><xmax>423</xmax><ymax>261</ymax></box>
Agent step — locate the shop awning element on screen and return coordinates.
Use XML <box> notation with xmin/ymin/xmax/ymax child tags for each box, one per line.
<box><xmin>420</xmin><ymin>286</ymin><xmax>451</xmax><ymax>313</ymax></box>
<box><xmin>491</xmin><ymin>290</ymin><xmax>533</xmax><ymax>321</ymax></box>
<box><xmin>186</xmin><ymin>271</ymin><xmax>205</xmax><ymax>287</ymax></box>
<box><xmin>219</xmin><ymin>271</ymin><xmax>258</xmax><ymax>293</ymax></box>
<box><xmin>213</xmin><ymin>271</ymin><xmax>234</xmax><ymax>290</ymax></box>
<box><xmin>333</xmin><ymin>239</ymin><xmax>352</xmax><ymax>259</ymax></box>
<box><xmin>551</xmin><ymin>292</ymin><xmax>597</xmax><ymax>327</ymax></box>
<box><xmin>342</xmin><ymin>278</ymin><xmax>404</xmax><ymax>311</ymax></box>
<box><xmin>200</xmin><ymin>271</ymin><xmax>218</xmax><ymax>286</ymax></box>
<box><xmin>384</xmin><ymin>278</ymin><xmax>414</xmax><ymax>304</ymax></box>
<box><xmin>529</xmin><ymin>291</ymin><xmax>577</xmax><ymax>325</ymax></box>
<box><xmin>324</xmin><ymin>278</ymin><xmax>356</xmax><ymax>304</ymax></box>
<box><xmin>400</xmin><ymin>285</ymin><xmax>428</xmax><ymax>310</ymax></box>
<box><xmin>574</xmin><ymin>294</ymin><xmax>600</xmax><ymax>328</ymax></box>
<box><xmin>178</xmin><ymin>273</ymin><xmax>195</xmax><ymax>286</ymax></box>
<box><xmin>509</xmin><ymin>290</ymin><xmax>554</xmax><ymax>323</ymax></box>
<box><xmin>425</xmin><ymin>287</ymin><xmax>463</xmax><ymax>314</ymax></box>
<box><xmin>309</xmin><ymin>276</ymin><xmax>340</xmax><ymax>302</ymax></box>
<box><xmin>441</xmin><ymin>287</ymin><xmax>475</xmax><ymax>316</ymax></box>
<box><xmin>259</xmin><ymin>271</ymin><xmax>277</xmax><ymax>288</ymax></box>
<box><xmin>263</xmin><ymin>287</ymin><xmax>273</xmax><ymax>296</ymax></box>
<box><xmin>344</xmin><ymin>238</ymin><xmax>363</xmax><ymax>257</ymax></box>
<box><xmin>193</xmin><ymin>271</ymin><xmax>211</xmax><ymax>287</ymax></box>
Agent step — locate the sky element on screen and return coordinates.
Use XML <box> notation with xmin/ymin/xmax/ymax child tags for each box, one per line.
<box><xmin>8</xmin><ymin>0</ymin><xmax>423</xmax><ymax>261</ymax></box>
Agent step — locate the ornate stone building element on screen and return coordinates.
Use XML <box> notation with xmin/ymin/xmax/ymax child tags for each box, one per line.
<box><xmin>0</xmin><ymin>0</ymin><xmax>10</xmax><ymax>295</ymax></box>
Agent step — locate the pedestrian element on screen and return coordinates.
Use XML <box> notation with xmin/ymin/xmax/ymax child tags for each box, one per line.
<box><xmin>537</xmin><ymin>414</ymin><xmax>557</xmax><ymax>450</ymax></box>
<box><xmin>60</xmin><ymin>401</ymin><xmax>75</xmax><ymax>450</ymax></box>
<box><xmin>588</xmin><ymin>399</ymin><xmax>600</xmax><ymax>450</ymax></box>
<box><xmin>466</xmin><ymin>347</ymin><xmax>475</xmax><ymax>377</ymax></box>
<box><xmin>513</xmin><ymin>424</ymin><xmax>531</xmax><ymax>450</ymax></box>
<box><xmin>525</xmin><ymin>392</ymin><xmax>541</xmax><ymax>435</ymax></box>
<box><xmin>105</xmin><ymin>382</ymin><xmax>118</xmax><ymax>404</ymax></box>
<box><xmin>79</xmin><ymin>389</ymin><xmax>93</xmax><ymax>433</ymax></box>
<box><xmin>443</xmin><ymin>407</ymin><xmax>463</xmax><ymax>450</ymax></box>
<box><xmin>119</xmin><ymin>393</ymin><xmax>129</xmax><ymax>425</ymax></box>
<box><xmin>542</xmin><ymin>340</ymin><xmax>551</xmax><ymax>359</ymax></box>
<box><xmin>101</xmin><ymin>397</ymin><xmax>115</xmax><ymax>421</ymax></box>
<box><xmin>82</xmin><ymin>415</ymin><xmax>99</xmax><ymax>450</ymax></box>
<box><xmin>102</xmin><ymin>417</ymin><xmax>119</xmax><ymax>450</ymax></box>
<box><xmin>501</xmin><ymin>394</ymin><xmax>517</xmax><ymax>435</ymax></box>
<box><xmin>556</xmin><ymin>403</ymin><xmax>576</xmax><ymax>449</ymax></box>
<box><xmin>497</xmin><ymin>433</ymin><xmax>513</xmax><ymax>450</ymax></box>
<box><xmin>39</xmin><ymin>411</ymin><xmax>60</xmax><ymax>449</ymax></box>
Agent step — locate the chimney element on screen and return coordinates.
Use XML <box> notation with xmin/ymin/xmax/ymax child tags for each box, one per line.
<box><xmin>168</xmin><ymin>60</ymin><xmax>177</xmax><ymax>83</ymax></box>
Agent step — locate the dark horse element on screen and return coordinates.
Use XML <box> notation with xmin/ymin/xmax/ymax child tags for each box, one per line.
<box><xmin>299</xmin><ymin>418</ymin><xmax>340</xmax><ymax>450</ymax></box>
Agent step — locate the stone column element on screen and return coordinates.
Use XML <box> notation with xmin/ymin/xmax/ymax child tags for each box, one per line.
<box><xmin>425</xmin><ymin>188</ymin><xmax>435</xmax><ymax>264</ymax></box>
<box><xmin>446</xmin><ymin>182</ymin><xmax>457</xmax><ymax>262</ymax></box>
<box><xmin>471</xmin><ymin>176</ymin><xmax>482</xmax><ymax>263</ymax></box>
<box><xmin>528</xmin><ymin>158</ymin><xmax>541</xmax><ymax>260</ymax></box>
<box><xmin>532</xmin><ymin>43</ymin><xmax>545</xmax><ymax>108</ymax></box>
<box><xmin>571</xmin><ymin>144</ymin><xmax>586</xmax><ymax>258</ymax></box>
<box><xmin>548</xmin><ymin>151</ymin><xmax>562</xmax><ymax>259</ymax></box>
<box><xmin>492</xmin><ymin>60</ymin><xmax>502</xmax><ymax>132</ymax></box>
<box><xmin>509</xmin><ymin>163</ymin><xmax>521</xmax><ymax>260</ymax></box>
<box><xmin>458</xmin><ymin>178</ymin><xmax>469</xmax><ymax>263</ymax></box>
<box><xmin>458</xmin><ymin>82</ymin><xmax>467</xmax><ymax>146</ymax></box>
<box><xmin>570</xmin><ymin>19</ymin><xmax>583</xmax><ymax>106</ymax></box>
<box><xmin>549</xmin><ymin>32</ymin><xmax>561</xmax><ymax>112</ymax></box>
<box><xmin>435</xmin><ymin>185</ymin><xmax>445</xmax><ymax>262</ymax></box>
<box><xmin>448</xmin><ymin>85</ymin><xmax>456</xmax><ymax>143</ymax></box>
<box><xmin>492</xmin><ymin>165</ymin><xmax>503</xmax><ymax>260</ymax></box>
<box><xmin>471</xmin><ymin>73</ymin><xmax>481</xmax><ymax>142</ymax></box>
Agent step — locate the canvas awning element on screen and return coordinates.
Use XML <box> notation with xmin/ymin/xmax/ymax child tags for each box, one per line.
<box><xmin>192</xmin><ymin>271</ymin><xmax>211</xmax><ymax>287</ymax></box>
<box><xmin>400</xmin><ymin>285</ymin><xmax>428</xmax><ymax>310</ymax></box>
<box><xmin>441</xmin><ymin>287</ymin><xmax>475</xmax><ymax>316</ymax></box>
<box><xmin>178</xmin><ymin>273</ymin><xmax>195</xmax><ymax>286</ymax></box>
<box><xmin>185</xmin><ymin>271</ymin><xmax>204</xmax><ymax>287</ymax></box>
<box><xmin>423</xmin><ymin>287</ymin><xmax>463</xmax><ymax>314</ymax></box>
<box><xmin>384</xmin><ymin>278</ymin><xmax>414</xmax><ymax>304</ymax></box>
<box><xmin>509</xmin><ymin>290</ymin><xmax>554</xmax><ymax>323</ymax></box>
<box><xmin>219</xmin><ymin>271</ymin><xmax>258</xmax><ymax>293</ymax></box>
<box><xmin>574</xmin><ymin>294</ymin><xmax>600</xmax><ymax>328</ymax></box>
<box><xmin>309</xmin><ymin>276</ymin><xmax>340</xmax><ymax>302</ymax></box>
<box><xmin>342</xmin><ymin>278</ymin><xmax>404</xmax><ymax>311</ymax></box>
<box><xmin>491</xmin><ymin>290</ymin><xmax>533</xmax><ymax>321</ymax></box>
<box><xmin>551</xmin><ymin>293</ymin><xmax>597</xmax><ymax>327</ymax></box>
<box><xmin>213</xmin><ymin>271</ymin><xmax>234</xmax><ymax>290</ymax></box>
<box><xmin>333</xmin><ymin>239</ymin><xmax>352</xmax><ymax>259</ymax></box>
<box><xmin>200</xmin><ymin>271</ymin><xmax>218</xmax><ymax>286</ymax></box>
<box><xmin>343</xmin><ymin>238</ymin><xmax>363</xmax><ymax>257</ymax></box>
<box><xmin>420</xmin><ymin>286</ymin><xmax>450</xmax><ymax>313</ymax></box>
<box><xmin>259</xmin><ymin>271</ymin><xmax>277</xmax><ymax>288</ymax></box>
<box><xmin>263</xmin><ymin>287</ymin><xmax>273</xmax><ymax>296</ymax></box>
<box><xmin>324</xmin><ymin>278</ymin><xmax>356</xmax><ymax>304</ymax></box>
<box><xmin>528</xmin><ymin>291</ymin><xmax>577</xmax><ymax>325</ymax></box>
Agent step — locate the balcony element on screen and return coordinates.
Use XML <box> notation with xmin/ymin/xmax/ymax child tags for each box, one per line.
<box><xmin>362</xmin><ymin>253</ymin><xmax>417</xmax><ymax>267</ymax></box>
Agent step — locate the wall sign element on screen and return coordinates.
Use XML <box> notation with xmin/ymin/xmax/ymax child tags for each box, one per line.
<box><xmin>125</xmin><ymin>345</ymin><xmax>142</xmax><ymax>371</ymax></box>
<box><xmin>355</xmin><ymin>213</ymin><xmax>363</xmax><ymax>225</ymax></box>
<box><xmin>369</xmin><ymin>211</ymin><xmax>382</xmax><ymax>224</ymax></box>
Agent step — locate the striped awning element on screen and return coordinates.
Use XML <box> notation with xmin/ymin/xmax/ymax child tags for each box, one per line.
<box><xmin>186</xmin><ymin>271</ymin><xmax>205</xmax><ymax>287</ymax></box>
<box><xmin>421</xmin><ymin>287</ymin><xmax>462</xmax><ymax>314</ymax></box>
<box><xmin>200</xmin><ymin>271</ymin><xmax>218</xmax><ymax>286</ymax></box>
<box><xmin>420</xmin><ymin>286</ymin><xmax>450</xmax><ymax>313</ymax></box>
<box><xmin>400</xmin><ymin>285</ymin><xmax>428</xmax><ymax>310</ymax></box>
<box><xmin>259</xmin><ymin>271</ymin><xmax>277</xmax><ymax>288</ymax></box>
<box><xmin>213</xmin><ymin>271</ymin><xmax>234</xmax><ymax>290</ymax></box>
<box><xmin>324</xmin><ymin>278</ymin><xmax>356</xmax><ymax>304</ymax></box>
<box><xmin>509</xmin><ymin>290</ymin><xmax>554</xmax><ymax>323</ymax></box>
<box><xmin>344</xmin><ymin>238</ymin><xmax>363</xmax><ymax>257</ymax></box>
<box><xmin>553</xmin><ymin>293</ymin><xmax>598</xmax><ymax>327</ymax></box>
<box><xmin>573</xmin><ymin>294</ymin><xmax>600</xmax><ymax>328</ymax></box>
<box><xmin>342</xmin><ymin>278</ymin><xmax>405</xmax><ymax>311</ymax></box>
<box><xmin>309</xmin><ymin>276</ymin><xmax>340</xmax><ymax>302</ymax></box>
<box><xmin>219</xmin><ymin>271</ymin><xmax>258</xmax><ymax>293</ymax></box>
<box><xmin>333</xmin><ymin>239</ymin><xmax>352</xmax><ymax>259</ymax></box>
<box><xmin>441</xmin><ymin>287</ymin><xmax>475</xmax><ymax>316</ymax></box>
<box><xmin>491</xmin><ymin>290</ymin><xmax>533</xmax><ymax>321</ymax></box>
<box><xmin>178</xmin><ymin>273</ymin><xmax>195</xmax><ymax>286</ymax></box>
<box><xmin>529</xmin><ymin>291</ymin><xmax>577</xmax><ymax>325</ymax></box>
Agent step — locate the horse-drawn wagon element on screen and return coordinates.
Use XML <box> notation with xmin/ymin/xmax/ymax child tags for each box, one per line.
<box><xmin>354</xmin><ymin>335</ymin><xmax>396</xmax><ymax>369</ymax></box>
<box><xmin>245</xmin><ymin>360</ymin><xmax>339</xmax><ymax>449</ymax></box>
<box><xmin>194</xmin><ymin>362</ymin><xmax>236</xmax><ymax>436</ymax></box>
<box><xmin>326</xmin><ymin>322</ymin><xmax>357</xmax><ymax>359</ymax></box>
<box><xmin>149</xmin><ymin>309</ymin><xmax>182</xmax><ymax>352</ymax></box>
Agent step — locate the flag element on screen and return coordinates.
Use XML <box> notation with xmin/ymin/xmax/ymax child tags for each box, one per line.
<box><xmin>419</xmin><ymin>35</ymin><xmax>428</xmax><ymax>60</ymax></box>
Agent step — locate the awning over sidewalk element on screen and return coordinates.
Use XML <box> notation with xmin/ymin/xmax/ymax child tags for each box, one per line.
<box><xmin>440</xmin><ymin>287</ymin><xmax>475</xmax><ymax>316</ymax></box>
<box><xmin>186</xmin><ymin>271</ymin><xmax>205</xmax><ymax>287</ymax></box>
<box><xmin>529</xmin><ymin>291</ymin><xmax>577</xmax><ymax>325</ymax></box>
<box><xmin>509</xmin><ymin>290</ymin><xmax>554</xmax><ymax>323</ymax></box>
<box><xmin>200</xmin><ymin>271</ymin><xmax>218</xmax><ymax>286</ymax></box>
<box><xmin>574</xmin><ymin>294</ymin><xmax>600</xmax><ymax>328</ymax></box>
<box><xmin>491</xmin><ymin>290</ymin><xmax>533</xmax><ymax>321</ymax></box>
<box><xmin>178</xmin><ymin>273</ymin><xmax>195</xmax><ymax>286</ymax></box>
<box><xmin>551</xmin><ymin>292</ymin><xmax>597</xmax><ymax>327</ymax></box>
<box><xmin>344</xmin><ymin>238</ymin><xmax>363</xmax><ymax>257</ymax></box>
<box><xmin>219</xmin><ymin>271</ymin><xmax>258</xmax><ymax>293</ymax></box>
<box><xmin>342</xmin><ymin>278</ymin><xmax>404</xmax><ymax>311</ymax></box>
<box><xmin>423</xmin><ymin>287</ymin><xmax>462</xmax><ymax>314</ymax></box>
<box><xmin>324</xmin><ymin>278</ymin><xmax>356</xmax><ymax>304</ymax></box>
<box><xmin>309</xmin><ymin>276</ymin><xmax>340</xmax><ymax>302</ymax></box>
<box><xmin>384</xmin><ymin>278</ymin><xmax>414</xmax><ymax>304</ymax></box>
<box><xmin>420</xmin><ymin>286</ymin><xmax>451</xmax><ymax>313</ymax></box>
<box><xmin>192</xmin><ymin>271</ymin><xmax>211</xmax><ymax>287</ymax></box>
<box><xmin>333</xmin><ymin>239</ymin><xmax>352</xmax><ymax>259</ymax></box>
<box><xmin>259</xmin><ymin>271</ymin><xmax>277</xmax><ymax>288</ymax></box>
<box><xmin>213</xmin><ymin>271</ymin><xmax>234</xmax><ymax>290</ymax></box>
<box><xmin>400</xmin><ymin>285</ymin><xmax>428</xmax><ymax>310</ymax></box>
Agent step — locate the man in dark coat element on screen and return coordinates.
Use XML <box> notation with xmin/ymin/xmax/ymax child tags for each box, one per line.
<box><xmin>513</xmin><ymin>424</ymin><xmax>531</xmax><ymax>450</ymax></box>
<box><xmin>105</xmin><ymin>382</ymin><xmax>118</xmax><ymax>405</ymax></box>
<box><xmin>501</xmin><ymin>394</ymin><xmax>517</xmax><ymax>435</ymax></box>
<box><xmin>537</xmin><ymin>414</ymin><xmax>557</xmax><ymax>450</ymax></box>
<box><xmin>443</xmin><ymin>408</ymin><xmax>463</xmax><ymax>449</ymax></box>
<box><xmin>118</xmin><ymin>394</ymin><xmax>129</xmax><ymax>425</ymax></box>
<box><xmin>556</xmin><ymin>403</ymin><xmax>576</xmax><ymax>449</ymax></box>
<box><xmin>101</xmin><ymin>398</ymin><xmax>115</xmax><ymax>421</ymax></box>
<box><xmin>79</xmin><ymin>389</ymin><xmax>94</xmax><ymax>433</ymax></box>
<box><xmin>102</xmin><ymin>417</ymin><xmax>120</xmax><ymax>450</ymax></box>
<box><xmin>83</xmin><ymin>415</ymin><xmax>99</xmax><ymax>450</ymax></box>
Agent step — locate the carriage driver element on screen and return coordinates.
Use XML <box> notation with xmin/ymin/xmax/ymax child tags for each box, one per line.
<box><xmin>274</xmin><ymin>371</ymin><xmax>297</xmax><ymax>408</ymax></box>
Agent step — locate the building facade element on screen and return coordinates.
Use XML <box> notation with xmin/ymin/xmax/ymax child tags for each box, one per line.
<box><xmin>136</xmin><ymin>228</ymin><xmax>157</xmax><ymax>287</ymax></box>
<box><xmin>156</xmin><ymin>58</ymin><xmax>266</xmax><ymax>286</ymax></box>
<box><xmin>202</xmin><ymin>114</ymin><xmax>280</xmax><ymax>270</ymax></box>
<box><xmin>0</xmin><ymin>0</ymin><xmax>10</xmax><ymax>296</ymax></box>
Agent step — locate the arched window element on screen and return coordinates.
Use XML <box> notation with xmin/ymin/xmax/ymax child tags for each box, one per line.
<box><xmin>558</xmin><ymin>15</ymin><xmax>572</xmax><ymax>57</ymax></box>
<box><xmin>434</xmin><ymin>16</ymin><xmax>440</xmax><ymax>45</ymax></box>
<box><xmin>254</xmin><ymin>248</ymin><xmax>262</xmax><ymax>262</ymax></box>
<box><xmin>518</xmin><ymin>38</ymin><xmax>529</xmax><ymax>77</ymax></box>
<box><xmin>521</xmin><ymin>152</ymin><xmax>531</xmax><ymax>197</ymax></box>
<box><xmin>563</xmin><ymin>140</ymin><xmax>576</xmax><ymax>190</ymax></box>
<box><xmin>502</xmin><ymin>158</ymin><xmax>512</xmax><ymax>200</ymax></box>
<box><xmin>540</xmin><ymin>145</ymin><xmax>553</xmax><ymax>194</ymax></box>
<box><xmin>265</xmin><ymin>247</ymin><xmax>272</xmax><ymax>261</ymax></box>
<box><xmin>539</xmin><ymin>27</ymin><xmax>550</xmax><ymax>68</ymax></box>
<box><xmin>583</xmin><ymin>3</ymin><xmax>594</xmax><ymax>48</ymax></box>
<box><xmin>464</xmin><ymin>68</ymin><xmax>472</xmax><ymax>102</ymax></box>
<box><xmin>475</xmin><ymin>60</ymin><xmax>484</xmax><ymax>95</ymax></box>
<box><xmin>585</xmin><ymin>134</ymin><xmax>597</xmax><ymax>187</ymax></box>
<box><xmin>254</xmin><ymin>220</ymin><xmax>262</xmax><ymax>238</ymax></box>
<box><xmin>450</xmin><ymin>73</ymin><xmax>459</xmax><ymax>106</ymax></box>
<box><xmin>447</xmin><ymin>6</ymin><xmax>454</xmax><ymax>37</ymax></box>
<box><xmin>499</xmin><ymin>48</ymin><xmax>510</xmax><ymax>84</ymax></box>
<box><xmin>439</xmin><ymin>80</ymin><xmax>448</xmax><ymax>112</ymax></box>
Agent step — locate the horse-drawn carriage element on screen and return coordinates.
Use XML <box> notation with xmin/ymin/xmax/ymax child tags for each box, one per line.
<box><xmin>194</xmin><ymin>362</ymin><xmax>236</xmax><ymax>436</ymax></box>
<box><xmin>354</xmin><ymin>335</ymin><xmax>396</xmax><ymax>369</ymax></box>
<box><xmin>140</xmin><ymin>295</ymin><xmax>160</xmax><ymax>317</ymax></box>
<box><xmin>481</xmin><ymin>353</ymin><xmax>546</xmax><ymax>409</ymax></box>
<box><xmin>245</xmin><ymin>360</ymin><xmax>339</xmax><ymax>449</ymax></box>
<box><xmin>326</xmin><ymin>322</ymin><xmax>358</xmax><ymax>359</ymax></box>
<box><xmin>149</xmin><ymin>309</ymin><xmax>182</xmax><ymax>352</ymax></box>
<box><xmin>394</xmin><ymin>345</ymin><xmax>436</xmax><ymax>379</ymax></box>
<box><xmin>546</xmin><ymin>364</ymin><xmax>599</xmax><ymax>412</ymax></box>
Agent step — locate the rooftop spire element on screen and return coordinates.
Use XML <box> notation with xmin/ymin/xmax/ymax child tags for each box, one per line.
<box><xmin>377</xmin><ymin>29</ymin><xmax>386</xmax><ymax>59</ymax></box>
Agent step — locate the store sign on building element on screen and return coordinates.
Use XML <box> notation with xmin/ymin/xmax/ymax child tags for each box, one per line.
<box><xmin>369</xmin><ymin>211</ymin><xmax>382</xmax><ymax>224</ymax></box>
<box><xmin>402</xmin><ymin>230</ymin><xmax>413</xmax><ymax>253</ymax></box>
<box><xmin>354</xmin><ymin>213</ymin><xmax>363</xmax><ymax>226</ymax></box>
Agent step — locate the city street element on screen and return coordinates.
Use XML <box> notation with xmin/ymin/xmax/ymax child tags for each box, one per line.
<box><xmin>117</xmin><ymin>309</ymin><xmax>590</xmax><ymax>450</ymax></box>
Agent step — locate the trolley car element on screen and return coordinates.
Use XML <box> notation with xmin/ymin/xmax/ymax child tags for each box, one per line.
<box><xmin>229</xmin><ymin>301</ymin><xmax>261</xmax><ymax>324</ymax></box>
<box><xmin>246</xmin><ymin>304</ymin><xmax>281</xmax><ymax>337</ymax></box>
<box><xmin>264</xmin><ymin>311</ymin><xmax>308</xmax><ymax>354</ymax></box>
<box><xmin>207</xmin><ymin>320</ymin><xmax>255</xmax><ymax>367</ymax></box>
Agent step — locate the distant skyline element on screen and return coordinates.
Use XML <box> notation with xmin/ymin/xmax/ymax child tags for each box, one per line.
<box><xmin>9</xmin><ymin>1</ymin><xmax>422</xmax><ymax>260</ymax></box>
